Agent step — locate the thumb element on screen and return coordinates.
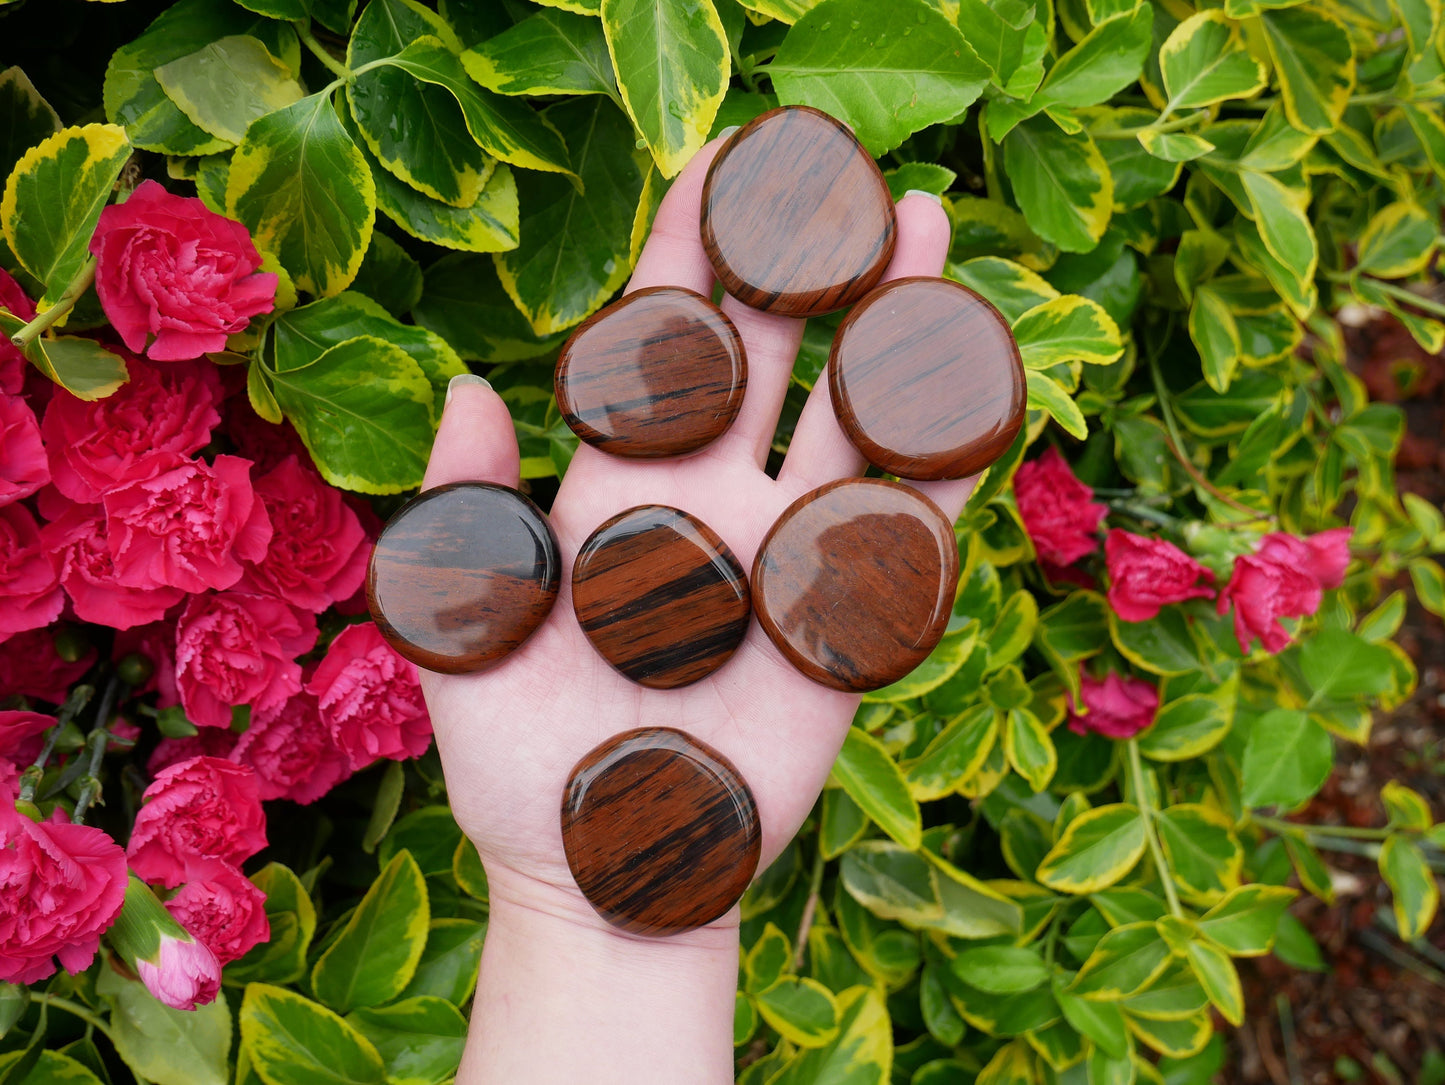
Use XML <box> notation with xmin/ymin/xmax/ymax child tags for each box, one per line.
<box><xmin>422</xmin><ymin>374</ymin><xmax>521</xmax><ymax>491</ymax></box>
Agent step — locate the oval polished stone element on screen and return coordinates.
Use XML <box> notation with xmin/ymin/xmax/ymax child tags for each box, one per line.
<box><xmin>752</xmin><ymin>478</ymin><xmax>960</xmax><ymax>692</ymax></box>
<box><xmin>701</xmin><ymin>106</ymin><xmax>897</xmax><ymax>317</ymax></box>
<box><xmin>554</xmin><ymin>287</ymin><xmax>747</xmax><ymax>458</ymax></box>
<box><xmin>367</xmin><ymin>482</ymin><xmax>560</xmax><ymax>674</ymax></box>
<box><xmin>562</xmin><ymin>727</ymin><xmax>761</xmax><ymax>936</ymax></box>
<box><xmin>572</xmin><ymin>506</ymin><xmax>750</xmax><ymax>689</ymax></box>
<box><xmin>830</xmin><ymin>277</ymin><xmax>1026</xmax><ymax>481</ymax></box>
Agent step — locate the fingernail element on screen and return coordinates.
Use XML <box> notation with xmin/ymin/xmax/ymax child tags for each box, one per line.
<box><xmin>903</xmin><ymin>189</ymin><xmax>943</xmax><ymax>205</ymax></box>
<box><xmin>716</xmin><ymin>125</ymin><xmax>740</xmax><ymax>140</ymax></box>
<box><xmin>446</xmin><ymin>373</ymin><xmax>492</xmax><ymax>406</ymax></box>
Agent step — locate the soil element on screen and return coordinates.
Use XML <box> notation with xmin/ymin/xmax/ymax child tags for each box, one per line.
<box><xmin>1221</xmin><ymin>317</ymin><xmax>1445</xmax><ymax>1085</ymax></box>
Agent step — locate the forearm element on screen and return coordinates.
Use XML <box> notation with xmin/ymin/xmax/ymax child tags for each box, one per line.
<box><xmin>461</xmin><ymin>876</ymin><xmax>741</xmax><ymax>1085</ymax></box>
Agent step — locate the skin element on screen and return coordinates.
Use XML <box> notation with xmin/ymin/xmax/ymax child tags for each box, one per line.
<box><xmin>419</xmin><ymin>136</ymin><xmax>974</xmax><ymax>1084</ymax></box>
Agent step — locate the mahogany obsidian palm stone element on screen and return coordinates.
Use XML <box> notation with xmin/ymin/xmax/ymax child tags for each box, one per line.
<box><xmin>752</xmin><ymin>478</ymin><xmax>960</xmax><ymax>692</ymax></box>
<box><xmin>700</xmin><ymin>106</ymin><xmax>897</xmax><ymax>317</ymax></box>
<box><xmin>367</xmin><ymin>482</ymin><xmax>560</xmax><ymax>674</ymax></box>
<box><xmin>829</xmin><ymin>276</ymin><xmax>1026</xmax><ymax>481</ymax></box>
<box><xmin>561</xmin><ymin>727</ymin><xmax>761</xmax><ymax>936</ymax></box>
<box><xmin>572</xmin><ymin>506</ymin><xmax>750</xmax><ymax>689</ymax></box>
<box><xmin>554</xmin><ymin>287</ymin><xmax>747</xmax><ymax>458</ymax></box>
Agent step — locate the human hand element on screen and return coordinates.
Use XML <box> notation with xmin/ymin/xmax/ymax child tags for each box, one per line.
<box><xmin>419</xmin><ymin>135</ymin><xmax>970</xmax><ymax>941</ymax></box>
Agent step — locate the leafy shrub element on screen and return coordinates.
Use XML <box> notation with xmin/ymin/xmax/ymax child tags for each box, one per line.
<box><xmin>1</xmin><ymin>0</ymin><xmax>1443</xmax><ymax>1082</ymax></box>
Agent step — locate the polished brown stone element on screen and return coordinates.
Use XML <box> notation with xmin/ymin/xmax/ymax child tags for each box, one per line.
<box><xmin>829</xmin><ymin>277</ymin><xmax>1026</xmax><ymax>481</ymax></box>
<box><xmin>554</xmin><ymin>287</ymin><xmax>746</xmax><ymax>458</ymax></box>
<box><xmin>572</xmin><ymin>506</ymin><xmax>750</xmax><ymax>689</ymax></box>
<box><xmin>700</xmin><ymin>106</ymin><xmax>896</xmax><ymax>317</ymax></box>
<box><xmin>561</xmin><ymin>727</ymin><xmax>761</xmax><ymax>936</ymax></box>
<box><xmin>367</xmin><ymin>482</ymin><xmax>560</xmax><ymax>674</ymax></box>
<box><xmin>752</xmin><ymin>478</ymin><xmax>959</xmax><ymax>692</ymax></box>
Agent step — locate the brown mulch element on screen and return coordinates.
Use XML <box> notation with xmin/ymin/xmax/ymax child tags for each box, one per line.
<box><xmin>1222</xmin><ymin>317</ymin><xmax>1445</xmax><ymax>1084</ymax></box>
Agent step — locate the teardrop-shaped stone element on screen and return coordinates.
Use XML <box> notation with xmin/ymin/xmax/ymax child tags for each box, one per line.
<box><xmin>701</xmin><ymin>106</ymin><xmax>896</xmax><ymax>317</ymax></box>
<box><xmin>367</xmin><ymin>482</ymin><xmax>560</xmax><ymax>674</ymax></box>
<box><xmin>562</xmin><ymin>727</ymin><xmax>761</xmax><ymax>936</ymax></box>
<box><xmin>830</xmin><ymin>276</ymin><xmax>1026</xmax><ymax>480</ymax></box>
<box><xmin>752</xmin><ymin>478</ymin><xmax>959</xmax><ymax>692</ymax></box>
<box><xmin>554</xmin><ymin>287</ymin><xmax>747</xmax><ymax>458</ymax></box>
<box><xmin>572</xmin><ymin>505</ymin><xmax>750</xmax><ymax>689</ymax></box>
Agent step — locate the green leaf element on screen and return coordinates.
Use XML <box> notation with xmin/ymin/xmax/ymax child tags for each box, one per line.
<box><xmin>266</xmin><ymin>334</ymin><xmax>434</xmax><ymax>493</ymax></box>
<box><xmin>96</xmin><ymin>965</ymin><xmax>231</xmax><ymax>1085</ymax></box>
<box><xmin>463</xmin><ymin>8</ymin><xmax>617</xmax><ymax>98</ymax></box>
<box><xmin>1</xmin><ymin>124</ymin><xmax>130</xmax><ymax>300</ymax></box>
<box><xmin>494</xmin><ymin>96</ymin><xmax>651</xmax><ymax>335</ymax></box>
<box><xmin>228</xmin><ymin>863</ymin><xmax>317</xmax><ymax>986</ymax></box>
<box><xmin>1015</xmin><ymin>294</ymin><xmax>1123</xmax><ymax>368</ymax></box>
<box><xmin>1155</xmin><ymin>804</ymin><xmax>1242</xmax><ymax>903</ymax></box>
<box><xmin>240</xmin><ymin>985</ymin><xmax>385</xmax><ymax>1085</ymax></box>
<box><xmin>745</xmin><ymin>923</ymin><xmax>792</xmax><ymax>994</ymax></box>
<box><xmin>1298</xmin><ymin>628</ymin><xmax>1396</xmax><ymax>700</ymax></box>
<box><xmin>1410</xmin><ymin>558</ymin><xmax>1445</xmax><ymax>618</ymax></box>
<box><xmin>226</xmin><ymin>91</ymin><xmax>375</xmax><ymax>297</ymax></box>
<box><xmin>1108</xmin><ymin>607</ymin><xmax>1199</xmax><ymax>677</ymax></box>
<box><xmin>1357</xmin><ymin>201</ymin><xmax>1437</xmax><ymax>279</ymax></box>
<box><xmin>601</xmin><ymin>0</ymin><xmax>728</xmax><ymax>176</ymax></box>
<box><xmin>1003</xmin><ymin>115</ymin><xmax>1113</xmax><ymax>253</ymax></box>
<box><xmin>1382</xmin><ymin>781</ymin><xmax>1433</xmax><ymax>831</ymax></box>
<box><xmin>989</xmin><ymin>590</ymin><xmax>1039</xmax><ymax>670</ymax></box>
<box><xmin>1055</xmin><ymin>982</ymin><xmax>1128</xmax><ymax>1059</ymax></box>
<box><xmin>0</xmin><ymin>315</ymin><xmax>130</xmax><ymax>401</ymax></box>
<box><xmin>0</xmin><ymin>67</ymin><xmax>61</xmax><ymax>182</ymax></box>
<box><xmin>346</xmin><ymin>997</ymin><xmax>467</xmax><ymax>1085</ymax></box>
<box><xmin>350</xmin><ymin>232</ymin><xmax>424</xmax><ymax>318</ymax></box>
<box><xmin>104</xmin><ymin>0</ymin><xmax>299</xmax><ymax>155</ymax></box>
<box><xmin>1138</xmin><ymin>694</ymin><xmax>1231</xmax><ymax>761</ymax></box>
<box><xmin>951</xmin><ymin>255</ymin><xmax>1060</xmax><ymax>323</ymax></box>
<box><xmin>831</xmin><ymin>726</ymin><xmax>922</xmax><ymax>849</ymax></box>
<box><xmin>764</xmin><ymin>986</ymin><xmax>891</xmax><ymax>1085</ymax></box>
<box><xmin>755</xmin><ymin>977</ymin><xmax>841</xmax><ymax>1047</ymax></box>
<box><xmin>1259</xmin><ymin>7</ymin><xmax>1355</xmax><ymax>135</ymax></box>
<box><xmin>840</xmin><ymin>841</ymin><xmax>942</xmax><ymax>925</ymax></box>
<box><xmin>905</xmin><ymin>704</ymin><xmax>998</xmax><ymax>801</ymax></box>
<box><xmin>770</xmin><ymin>0</ymin><xmax>990</xmax><ymax>157</ymax></box>
<box><xmin>336</xmin><ymin>96</ymin><xmax>520</xmax><ymax>254</ymax></box>
<box><xmin>378</xmin><ymin>806</ymin><xmax>464</xmax><ymax>878</ymax></box>
<box><xmin>864</xmin><ymin>624</ymin><xmax>976</xmax><ymax>704</ymax></box>
<box><xmin>951</xmin><ymin>945</ymin><xmax>1051</xmax><ymax>994</ymax></box>
<box><xmin>414</xmin><ymin>252</ymin><xmax>564</xmax><ymax>361</ymax></box>
<box><xmin>1037</xmin><ymin>804</ymin><xmax>1146</xmax><ymax>894</ymax></box>
<box><xmin>399</xmin><ymin>919</ymin><xmax>486</xmax><ymax>1005</ymax></box>
<box><xmin>1069</xmin><ymin>922</ymin><xmax>1171</xmax><ymax>999</ymax></box>
<box><xmin>1184</xmin><ymin>938</ymin><xmax>1242</xmax><ymax>1025</ymax></box>
<box><xmin>1119</xmin><ymin>959</ymin><xmax>1209</xmax><ymax>1018</ymax></box>
<box><xmin>311</xmin><ymin>850</ymin><xmax>430</xmax><ymax>1013</ymax></box>
<box><xmin>820</xmin><ymin>785</ymin><xmax>870</xmax><ymax>860</ymax></box>
<box><xmin>1159</xmin><ymin>11</ymin><xmax>1266</xmax><ymax>111</ymax></box>
<box><xmin>155</xmin><ymin>35</ymin><xmax>304</xmax><ymax>146</ymax></box>
<box><xmin>1137</xmin><ymin>128</ymin><xmax>1214</xmax><ymax>162</ymax></box>
<box><xmin>1240</xmin><ymin>708</ymin><xmax>1332</xmax><ymax>809</ymax></box>
<box><xmin>1380</xmin><ymin>835</ymin><xmax>1440</xmax><ymax>941</ymax></box>
<box><xmin>1188</xmin><ymin>284</ymin><xmax>1241</xmax><ymax>393</ymax></box>
<box><xmin>734</xmin><ymin>992</ymin><xmax>758</xmax><ymax>1047</ymax></box>
<box><xmin>0</xmin><ymin>1051</ymin><xmax>103</xmax><ymax>1085</ymax></box>
<box><xmin>1026</xmin><ymin>370</ymin><xmax>1088</xmax><ymax>439</ymax></box>
<box><xmin>1033</xmin><ymin>591</ymin><xmax>1109</xmax><ymax>703</ymax></box>
<box><xmin>1196</xmin><ymin>885</ymin><xmax>1296</xmax><ymax>957</ymax></box>
<box><xmin>1004</xmin><ymin>706</ymin><xmax>1056</xmax><ymax>791</ymax></box>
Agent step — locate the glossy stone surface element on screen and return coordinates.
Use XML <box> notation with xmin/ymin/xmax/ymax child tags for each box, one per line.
<box><xmin>701</xmin><ymin>106</ymin><xmax>896</xmax><ymax>317</ymax></box>
<box><xmin>752</xmin><ymin>478</ymin><xmax>959</xmax><ymax>692</ymax></box>
<box><xmin>572</xmin><ymin>506</ymin><xmax>750</xmax><ymax>689</ymax></box>
<box><xmin>561</xmin><ymin>727</ymin><xmax>761</xmax><ymax>936</ymax></box>
<box><xmin>830</xmin><ymin>277</ymin><xmax>1026</xmax><ymax>481</ymax></box>
<box><xmin>367</xmin><ymin>483</ymin><xmax>560</xmax><ymax>674</ymax></box>
<box><xmin>555</xmin><ymin>287</ymin><xmax>747</xmax><ymax>458</ymax></box>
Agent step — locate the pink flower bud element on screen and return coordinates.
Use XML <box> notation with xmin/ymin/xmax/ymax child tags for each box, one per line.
<box><xmin>136</xmin><ymin>931</ymin><xmax>221</xmax><ymax>1011</ymax></box>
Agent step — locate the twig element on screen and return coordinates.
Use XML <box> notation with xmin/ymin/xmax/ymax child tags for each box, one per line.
<box><xmin>793</xmin><ymin>846</ymin><xmax>826</xmax><ymax>971</ymax></box>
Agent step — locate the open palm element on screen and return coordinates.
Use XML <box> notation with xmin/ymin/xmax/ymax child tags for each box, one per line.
<box><xmin>418</xmin><ymin>137</ymin><xmax>973</xmax><ymax>932</ymax></box>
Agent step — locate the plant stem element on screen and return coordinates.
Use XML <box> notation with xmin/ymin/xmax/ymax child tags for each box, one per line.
<box><xmin>10</xmin><ymin>259</ymin><xmax>96</xmax><ymax>350</ymax></box>
<box><xmin>793</xmin><ymin>844</ymin><xmax>827</xmax><ymax>971</ymax></box>
<box><xmin>1127</xmin><ymin>739</ymin><xmax>1184</xmax><ymax>918</ymax></box>
<box><xmin>1253</xmin><ymin>814</ymin><xmax>1391</xmax><ymax>841</ymax></box>
<box><xmin>72</xmin><ymin>674</ymin><xmax>124</xmax><ymax>824</ymax></box>
<box><xmin>18</xmin><ymin>684</ymin><xmax>94</xmax><ymax>805</ymax></box>
<box><xmin>295</xmin><ymin>20</ymin><xmax>349</xmax><ymax>78</ymax></box>
<box><xmin>1092</xmin><ymin>113</ymin><xmax>1204</xmax><ymax>141</ymax></box>
<box><xmin>33</xmin><ymin>994</ymin><xmax>115</xmax><ymax>1042</ymax></box>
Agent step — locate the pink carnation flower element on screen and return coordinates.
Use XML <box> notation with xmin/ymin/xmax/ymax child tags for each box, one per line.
<box><xmin>237</xmin><ymin>456</ymin><xmax>369</xmax><ymax>613</ymax></box>
<box><xmin>127</xmin><ymin>756</ymin><xmax>266</xmax><ymax>889</ymax></box>
<box><xmin>88</xmin><ymin>180</ymin><xmax>277</xmax><ymax>361</ymax></box>
<box><xmin>1104</xmin><ymin>530</ymin><xmax>1215</xmax><ymax>622</ymax></box>
<box><xmin>0</xmin><ymin>628</ymin><xmax>95</xmax><ymax>703</ymax></box>
<box><xmin>1014</xmin><ymin>447</ymin><xmax>1107</xmax><ymax>567</ymax></box>
<box><xmin>0</xmin><ymin>709</ymin><xmax>54</xmax><ymax>765</ymax></box>
<box><xmin>165</xmin><ymin>858</ymin><xmax>270</xmax><ymax>966</ymax></box>
<box><xmin>43</xmin><ymin>501</ymin><xmax>185</xmax><ymax>629</ymax></box>
<box><xmin>0</xmin><ymin>796</ymin><xmax>128</xmax><ymax>984</ymax></box>
<box><xmin>0</xmin><ymin>269</ymin><xmax>36</xmax><ymax>396</ymax></box>
<box><xmin>1255</xmin><ymin>528</ymin><xmax>1352</xmax><ymax>590</ymax></box>
<box><xmin>0</xmin><ymin>503</ymin><xmax>62</xmax><ymax>643</ymax></box>
<box><xmin>42</xmin><ymin>357</ymin><xmax>221</xmax><ymax>503</ymax></box>
<box><xmin>307</xmin><ymin>622</ymin><xmax>431</xmax><ymax>770</ymax></box>
<box><xmin>174</xmin><ymin>592</ymin><xmax>316</xmax><ymax>731</ymax></box>
<box><xmin>1218</xmin><ymin>553</ymin><xmax>1322</xmax><ymax>655</ymax></box>
<box><xmin>103</xmin><ymin>453</ymin><xmax>272</xmax><ymax>595</ymax></box>
<box><xmin>232</xmin><ymin>688</ymin><xmax>352</xmax><ymax>804</ymax></box>
<box><xmin>0</xmin><ymin>394</ymin><xmax>47</xmax><ymax>506</ymax></box>
<box><xmin>1068</xmin><ymin>672</ymin><xmax>1159</xmax><ymax>740</ymax></box>
<box><xmin>137</xmin><ymin>930</ymin><xmax>221</xmax><ymax>1010</ymax></box>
